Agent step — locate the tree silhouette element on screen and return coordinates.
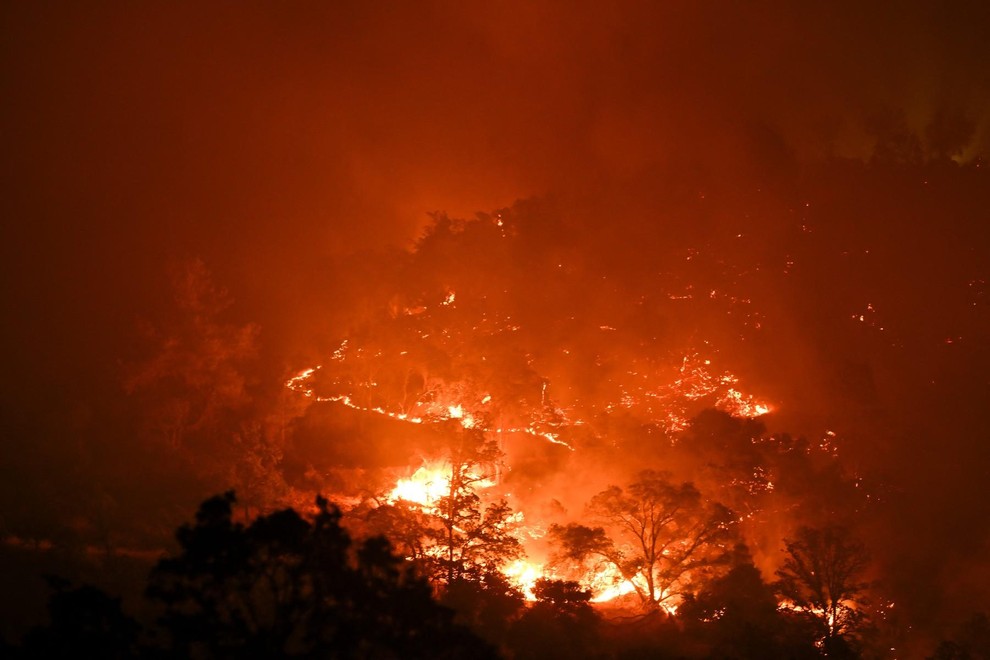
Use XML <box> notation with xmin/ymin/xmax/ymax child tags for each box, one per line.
<box><xmin>440</xmin><ymin>573</ymin><xmax>525</xmax><ymax>651</ymax></box>
<box><xmin>507</xmin><ymin>579</ymin><xmax>602</xmax><ymax>660</ymax></box>
<box><xmin>775</xmin><ymin>525</ymin><xmax>870</xmax><ymax>653</ymax></box>
<box><xmin>929</xmin><ymin>612</ymin><xmax>990</xmax><ymax>660</ymax></box>
<box><xmin>379</xmin><ymin>427</ymin><xmax>527</xmax><ymax>648</ymax></box>
<box><xmin>146</xmin><ymin>491</ymin><xmax>495</xmax><ymax>659</ymax></box>
<box><xmin>551</xmin><ymin>470</ymin><xmax>733</xmax><ymax>610</ymax></box>
<box><xmin>680</xmin><ymin>543</ymin><xmax>820</xmax><ymax>659</ymax></box>
<box><xmin>20</xmin><ymin>576</ymin><xmax>140</xmax><ymax>660</ymax></box>
<box><xmin>417</xmin><ymin>428</ymin><xmax>523</xmax><ymax>586</ymax></box>
<box><xmin>350</xmin><ymin>425</ymin><xmax>532</xmax><ymax>652</ymax></box>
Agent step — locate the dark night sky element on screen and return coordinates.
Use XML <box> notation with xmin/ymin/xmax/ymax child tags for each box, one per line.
<box><xmin>2</xmin><ymin>0</ymin><xmax>990</xmax><ymax>645</ymax></box>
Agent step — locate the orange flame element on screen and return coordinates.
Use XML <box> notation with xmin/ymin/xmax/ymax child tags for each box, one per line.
<box><xmin>388</xmin><ymin>464</ymin><xmax>452</xmax><ymax>506</ymax></box>
<box><xmin>504</xmin><ymin>559</ymin><xmax>543</xmax><ymax>601</ymax></box>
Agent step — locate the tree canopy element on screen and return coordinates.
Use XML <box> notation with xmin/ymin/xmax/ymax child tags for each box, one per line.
<box><xmin>89</xmin><ymin>491</ymin><xmax>495</xmax><ymax>659</ymax></box>
<box><xmin>551</xmin><ymin>470</ymin><xmax>733</xmax><ymax>610</ymax></box>
<box><xmin>775</xmin><ymin>525</ymin><xmax>871</xmax><ymax>652</ymax></box>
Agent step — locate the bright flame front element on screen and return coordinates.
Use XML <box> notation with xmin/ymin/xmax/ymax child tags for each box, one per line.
<box><xmin>388</xmin><ymin>464</ymin><xmax>451</xmax><ymax>506</ymax></box>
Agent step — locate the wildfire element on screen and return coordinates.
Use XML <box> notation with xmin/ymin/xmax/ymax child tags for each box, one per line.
<box><xmin>382</xmin><ymin>464</ymin><xmax>661</xmax><ymax>605</ymax></box>
<box><xmin>388</xmin><ymin>464</ymin><xmax>452</xmax><ymax>506</ymax></box>
<box><xmin>718</xmin><ymin>388</ymin><xmax>772</xmax><ymax>418</ymax></box>
<box><xmin>286</xmin><ymin>348</ymin><xmax>771</xmax><ymax>448</ymax></box>
<box><xmin>504</xmin><ymin>559</ymin><xmax>543</xmax><ymax>601</ymax></box>
<box><xmin>586</xmin><ymin>564</ymin><xmax>644</xmax><ymax>604</ymax></box>
<box><xmin>447</xmin><ymin>404</ymin><xmax>477</xmax><ymax>428</ymax></box>
<box><xmin>288</xmin><ymin>343</ymin><xmax>773</xmax><ymax>607</ymax></box>
<box><xmin>387</xmin><ymin>462</ymin><xmax>495</xmax><ymax>508</ymax></box>
<box><xmin>502</xmin><ymin>559</ymin><xmax>683</xmax><ymax>607</ymax></box>
<box><xmin>285</xmin><ymin>251</ymin><xmax>779</xmax><ymax>615</ymax></box>
<box><xmin>285</xmin><ymin>362</ymin><xmax>575</xmax><ymax>450</ymax></box>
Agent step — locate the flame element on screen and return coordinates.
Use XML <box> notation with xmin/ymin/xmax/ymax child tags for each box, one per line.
<box><xmin>447</xmin><ymin>404</ymin><xmax>477</xmax><ymax>428</ymax></box>
<box><xmin>286</xmin><ymin>338</ymin><xmax>773</xmax><ymax>454</ymax></box>
<box><xmin>286</xmin><ymin>363</ymin><xmax>573</xmax><ymax>449</ymax></box>
<box><xmin>718</xmin><ymin>387</ymin><xmax>772</xmax><ymax>418</ymax></box>
<box><xmin>587</xmin><ymin>564</ymin><xmax>642</xmax><ymax>603</ymax></box>
<box><xmin>388</xmin><ymin>464</ymin><xmax>451</xmax><ymax>506</ymax></box>
<box><xmin>288</xmin><ymin>315</ymin><xmax>776</xmax><ymax>612</ymax></box>
<box><xmin>504</xmin><ymin>559</ymin><xmax>543</xmax><ymax>600</ymax></box>
<box><xmin>387</xmin><ymin>461</ymin><xmax>496</xmax><ymax>508</ymax></box>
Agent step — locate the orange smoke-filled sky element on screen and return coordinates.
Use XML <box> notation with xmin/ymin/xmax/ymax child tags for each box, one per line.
<box><xmin>3</xmin><ymin>0</ymin><xmax>988</xmax><ymax>447</ymax></box>
<box><xmin>3</xmin><ymin>0</ymin><xmax>988</xmax><ymax>500</ymax></box>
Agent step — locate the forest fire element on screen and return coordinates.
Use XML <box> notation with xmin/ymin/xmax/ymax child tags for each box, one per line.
<box><xmin>272</xmin><ymin>205</ymin><xmax>804</xmax><ymax>629</ymax></box>
<box><xmin>503</xmin><ymin>559</ymin><xmax>543</xmax><ymax>601</ymax></box>
<box><xmin>286</xmin><ymin>351</ymin><xmax>770</xmax><ymax>438</ymax></box>
<box><xmin>388</xmin><ymin>464</ymin><xmax>452</xmax><ymax>506</ymax></box>
<box><xmin>380</xmin><ymin>460</ymin><xmax>668</xmax><ymax>605</ymax></box>
<box><xmin>586</xmin><ymin>565</ymin><xmax>644</xmax><ymax>604</ymax></box>
<box><xmin>281</xmin><ymin>226</ymin><xmax>785</xmax><ymax>607</ymax></box>
<box><xmin>387</xmin><ymin>462</ymin><xmax>496</xmax><ymax>507</ymax></box>
<box><xmin>6</xmin><ymin>3</ymin><xmax>990</xmax><ymax>657</ymax></box>
<box><xmin>190</xmin><ymin>181</ymin><xmax>964</xmax><ymax>660</ymax></box>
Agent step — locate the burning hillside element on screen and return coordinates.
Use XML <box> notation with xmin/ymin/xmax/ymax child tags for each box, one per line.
<box><xmin>287</xmin><ymin>206</ymin><xmax>775</xmax><ymax>437</ymax></box>
<box><xmin>278</xmin><ymin>205</ymin><xmax>874</xmax><ymax>612</ymax></box>
<box><xmin>4</xmin><ymin>2</ymin><xmax>990</xmax><ymax>656</ymax></box>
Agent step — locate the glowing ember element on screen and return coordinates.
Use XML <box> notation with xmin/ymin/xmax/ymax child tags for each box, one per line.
<box><xmin>286</xmin><ymin>361</ymin><xmax>574</xmax><ymax>449</ymax></box>
<box><xmin>718</xmin><ymin>388</ymin><xmax>772</xmax><ymax>418</ymax></box>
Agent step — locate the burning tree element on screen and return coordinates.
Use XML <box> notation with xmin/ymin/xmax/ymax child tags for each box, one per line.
<box><xmin>288</xmin><ymin>204</ymin><xmax>774</xmax><ymax>447</ymax></box>
<box><xmin>361</xmin><ymin>424</ymin><xmax>529</xmax><ymax>646</ymax></box>
<box><xmin>365</xmin><ymin>423</ymin><xmax>524</xmax><ymax>589</ymax></box>
<box><xmin>423</xmin><ymin>426</ymin><xmax>524</xmax><ymax>585</ymax></box>
<box><xmin>551</xmin><ymin>470</ymin><xmax>733</xmax><ymax>610</ymax></box>
<box><xmin>775</xmin><ymin>525</ymin><xmax>871</xmax><ymax>650</ymax></box>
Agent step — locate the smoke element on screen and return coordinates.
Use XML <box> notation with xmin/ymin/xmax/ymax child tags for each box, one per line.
<box><xmin>5</xmin><ymin>2</ymin><xmax>987</xmax><ymax>363</ymax></box>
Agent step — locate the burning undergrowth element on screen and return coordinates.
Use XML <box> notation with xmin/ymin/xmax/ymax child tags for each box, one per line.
<box><xmin>112</xmin><ymin>166</ymin><xmax>988</xmax><ymax>654</ymax></box>
<box><xmin>282</xmin><ymin>202</ymin><xmax>869</xmax><ymax>612</ymax></box>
